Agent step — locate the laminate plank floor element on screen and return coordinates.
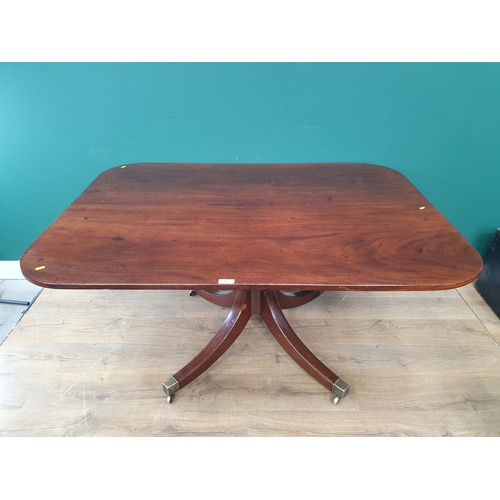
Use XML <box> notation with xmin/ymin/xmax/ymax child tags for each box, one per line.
<box><xmin>0</xmin><ymin>279</ymin><xmax>42</xmax><ymax>345</ymax></box>
<box><xmin>0</xmin><ymin>283</ymin><xmax>499</xmax><ymax>436</ymax></box>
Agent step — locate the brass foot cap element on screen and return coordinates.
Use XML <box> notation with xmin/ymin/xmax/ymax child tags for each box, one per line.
<box><xmin>162</xmin><ymin>376</ymin><xmax>180</xmax><ymax>397</ymax></box>
<box><xmin>333</xmin><ymin>378</ymin><xmax>350</xmax><ymax>398</ymax></box>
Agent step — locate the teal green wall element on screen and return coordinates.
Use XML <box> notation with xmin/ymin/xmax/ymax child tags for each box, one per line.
<box><xmin>1</xmin><ymin>63</ymin><xmax>499</xmax><ymax>260</ymax></box>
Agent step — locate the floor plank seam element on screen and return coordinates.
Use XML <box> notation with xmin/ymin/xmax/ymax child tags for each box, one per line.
<box><xmin>456</xmin><ymin>287</ymin><xmax>500</xmax><ymax>347</ymax></box>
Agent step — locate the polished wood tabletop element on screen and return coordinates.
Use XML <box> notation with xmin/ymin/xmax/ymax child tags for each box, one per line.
<box><xmin>21</xmin><ymin>162</ymin><xmax>482</xmax><ymax>291</ymax></box>
<box><xmin>20</xmin><ymin>163</ymin><xmax>484</xmax><ymax>404</ymax></box>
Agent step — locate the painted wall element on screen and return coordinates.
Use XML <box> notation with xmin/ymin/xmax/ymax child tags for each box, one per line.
<box><xmin>1</xmin><ymin>63</ymin><xmax>499</xmax><ymax>260</ymax></box>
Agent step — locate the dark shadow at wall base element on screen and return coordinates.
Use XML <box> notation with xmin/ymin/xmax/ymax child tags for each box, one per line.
<box><xmin>476</xmin><ymin>228</ymin><xmax>500</xmax><ymax>319</ymax></box>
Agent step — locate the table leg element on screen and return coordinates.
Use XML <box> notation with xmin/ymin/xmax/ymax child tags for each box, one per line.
<box><xmin>162</xmin><ymin>290</ymin><xmax>252</xmax><ymax>403</ymax></box>
<box><xmin>191</xmin><ymin>289</ymin><xmax>237</xmax><ymax>308</ymax></box>
<box><xmin>165</xmin><ymin>289</ymin><xmax>349</xmax><ymax>404</ymax></box>
<box><xmin>261</xmin><ymin>290</ymin><xmax>350</xmax><ymax>404</ymax></box>
<box><xmin>192</xmin><ymin>289</ymin><xmax>322</xmax><ymax>309</ymax></box>
<box><xmin>276</xmin><ymin>290</ymin><xmax>323</xmax><ymax>309</ymax></box>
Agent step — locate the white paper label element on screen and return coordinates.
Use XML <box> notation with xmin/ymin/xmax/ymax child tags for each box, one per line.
<box><xmin>218</xmin><ymin>278</ymin><xmax>235</xmax><ymax>284</ymax></box>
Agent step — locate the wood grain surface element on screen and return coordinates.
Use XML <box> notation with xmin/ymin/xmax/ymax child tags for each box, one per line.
<box><xmin>20</xmin><ymin>163</ymin><xmax>482</xmax><ymax>291</ymax></box>
<box><xmin>1</xmin><ymin>283</ymin><xmax>499</xmax><ymax>436</ymax></box>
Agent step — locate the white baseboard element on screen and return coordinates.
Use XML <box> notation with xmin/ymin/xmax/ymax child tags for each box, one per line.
<box><xmin>0</xmin><ymin>261</ymin><xmax>25</xmax><ymax>279</ymax></box>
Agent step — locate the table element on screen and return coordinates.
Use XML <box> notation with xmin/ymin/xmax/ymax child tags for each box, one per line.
<box><xmin>20</xmin><ymin>163</ymin><xmax>483</xmax><ymax>404</ymax></box>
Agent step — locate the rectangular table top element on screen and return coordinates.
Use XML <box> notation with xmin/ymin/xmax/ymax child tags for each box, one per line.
<box><xmin>21</xmin><ymin>163</ymin><xmax>483</xmax><ymax>291</ymax></box>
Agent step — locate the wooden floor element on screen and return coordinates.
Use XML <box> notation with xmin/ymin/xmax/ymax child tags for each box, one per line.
<box><xmin>1</xmin><ymin>283</ymin><xmax>499</xmax><ymax>436</ymax></box>
<box><xmin>0</xmin><ymin>280</ymin><xmax>42</xmax><ymax>344</ymax></box>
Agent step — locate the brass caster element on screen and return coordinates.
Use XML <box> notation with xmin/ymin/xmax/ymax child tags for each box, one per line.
<box><xmin>189</xmin><ymin>290</ymin><xmax>197</xmax><ymax>297</ymax></box>
<box><xmin>332</xmin><ymin>378</ymin><xmax>349</xmax><ymax>405</ymax></box>
<box><xmin>163</xmin><ymin>376</ymin><xmax>180</xmax><ymax>404</ymax></box>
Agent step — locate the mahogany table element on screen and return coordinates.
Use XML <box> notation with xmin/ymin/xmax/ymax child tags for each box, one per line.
<box><xmin>21</xmin><ymin>163</ymin><xmax>483</xmax><ymax>404</ymax></box>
